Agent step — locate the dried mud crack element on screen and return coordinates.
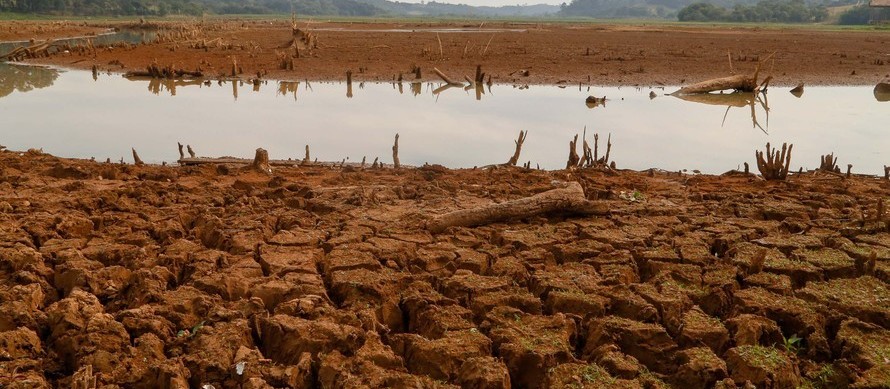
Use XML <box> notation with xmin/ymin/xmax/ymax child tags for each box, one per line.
<box><xmin>0</xmin><ymin>150</ymin><xmax>888</xmax><ymax>388</ymax></box>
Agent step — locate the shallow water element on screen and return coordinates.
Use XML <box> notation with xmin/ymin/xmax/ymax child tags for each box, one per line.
<box><xmin>0</xmin><ymin>64</ymin><xmax>887</xmax><ymax>174</ymax></box>
<box><xmin>0</xmin><ymin>30</ymin><xmax>156</xmax><ymax>57</ymax></box>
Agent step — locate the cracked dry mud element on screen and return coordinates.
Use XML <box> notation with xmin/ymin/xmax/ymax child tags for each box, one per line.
<box><xmin>0</xmin><ymin>150</ymin><xmax>888</xmax><ymax>389</ymax></box>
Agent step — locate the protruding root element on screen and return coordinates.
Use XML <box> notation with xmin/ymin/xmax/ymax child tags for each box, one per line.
<box><xmin>71</xmin><ymin>364</ymin><xmax>98</xmax><ymax>389</ymax></box>
<box><xmin>132</xmin><ymin>148</ymin><xmax>144</xmax><ymax>166</ymax></box>
<box><xmin>819</xmin><ymin>153</ymin><xmax>839</xmax><ymax>172</ymax></box>
<box><xmin>427</xmin><ymin>181</ymin><xmax>609</xmax><ymax>233</ymax></box>
<box><xmin>253</xmin><ymin>148</ymin><xmax>272</xmax><ymax>174</ymax></box>
<box><xmin>506</xmin><ymin>130</ymin><xmax>527</xmax><ymax>166</ymax></box>
<box><xmin>392</xmin><ymin>134</ymin><xmax>400</xmax><ymax>169</ymax></box>
<box><xmin>755</xmin><ymin>142</ymin><xmax>792</xmax><ymax>180</ymax></box>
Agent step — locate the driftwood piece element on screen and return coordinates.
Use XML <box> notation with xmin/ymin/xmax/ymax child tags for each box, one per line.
<box><xmin>392</xmin><ymin>134</ymin><xmax>400</xmax><ymax>169</ymax></box>
<box><xmin>132</xmin><ymin>148</ymin><xmax>144</xmax><ymax>166</ymax></box>
<box><xmin>252</xmin><ymin>148</ymin><xmax>272</xmax><ymax>173</ymax></box>
<box><xmin>432</xmin><ymin>67</ymin><xmax>463</xmax><ymax>86</ymax></box>
<box><xmin>673</xmin><ymin>52</ymin><xmax>775</xmax><ymax>95</ymax></box>
<box><xmin>506</xmin><ymin>130</ymin><xmax>527</xmax><ymax>166</ymax></box>
<box><xmin>674</xmin><ymin>74</ymin><xmax>756</xmax><ymax>95</ymax></box>
<box><xmin>755</xmin><ymin>142</ymin><xmax>792</xmax><ymax>180</ymax></box>
<box><xmin>427</xmin><ymin>181</ymin><xmax>608</xmax><ymax>233</ymax></box>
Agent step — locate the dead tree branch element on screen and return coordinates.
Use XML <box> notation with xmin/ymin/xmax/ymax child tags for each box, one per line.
<box><xmin>506</xmin><ymin>130</ymin><xmax>527</xmax><ymax>166</ymax></box>
<box><xmin>392</xmin><ymin>133</ymin><xmax>400</xmax><ymax>169</ymax></box>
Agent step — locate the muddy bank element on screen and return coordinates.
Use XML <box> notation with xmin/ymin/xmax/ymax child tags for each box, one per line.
<box><xmin>0</xmin><ymin>21</ymin><xmax>107</xmax><ymax>43</ymax></box>
<box><xmin>5</xmin><ymin>19</ymin><xmax>890</xmax><ymax>86</ymax></box>
<box><xmin>0</xmin><ymin>148</ymin><xmax>888</xmax><ymax>388</ymax></box>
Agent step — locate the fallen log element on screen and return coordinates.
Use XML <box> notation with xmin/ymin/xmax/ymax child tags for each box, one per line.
<box><xmin>673</xmin><ymin>52</ymin><xmax>775</xmax><ymax>95</ymax></box>
<box><xmin>427</xmin><ymin>181</ymin><xmax>609</xmax><ymax>233</ymax></box>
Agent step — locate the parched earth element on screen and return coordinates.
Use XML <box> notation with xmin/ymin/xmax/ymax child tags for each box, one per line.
<box><xmin>4</xmin><ymin>19</ymin><xmax>890</xmax><ymax>86</ymax></box>
<box><xmin>0</xmin><ymin>149</ymin><xmax>888</xmax><ymax>388</ymax></box>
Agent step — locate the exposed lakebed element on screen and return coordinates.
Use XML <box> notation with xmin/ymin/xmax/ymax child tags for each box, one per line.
<box><xmin>0</xmin><ymin>63</ymin><xmax>886</xmax><ymax>174</ymax></box>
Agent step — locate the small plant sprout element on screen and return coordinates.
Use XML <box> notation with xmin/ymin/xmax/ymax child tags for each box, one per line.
<box><xmin>782</xmin><ymin>333</ymin><xmax>803</xmax><ymax>354</ymax></box>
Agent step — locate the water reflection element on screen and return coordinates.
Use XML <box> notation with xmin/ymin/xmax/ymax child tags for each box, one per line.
<box><xmin>875</xmin><ymin>83</ymin><xmax>890</xmax><ymax>102</ymax></box>
<box><xmin>673</xmin><ymin>92</ymin><xmax>769</xmax><ymax>134</ymax></box>
<box><xmin>0</xmin><ymin>63</ymin><xmax>59</xmax><ymax>98</ymax></box>
<box><xmin>0</xmin><ymin>68</ymin><xmax>886</xmax><ymax>174</ymax></box>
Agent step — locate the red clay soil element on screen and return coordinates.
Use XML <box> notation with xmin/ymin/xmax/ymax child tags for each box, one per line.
<box><xmin>0</xmin><ymin>148</ymin><xmax>888</xmax><ymax>388</ymax></box>
<box><xmin>5</xmin><ymin>19</ymin><xmax>890</xmax><ymax>86</ymax></box>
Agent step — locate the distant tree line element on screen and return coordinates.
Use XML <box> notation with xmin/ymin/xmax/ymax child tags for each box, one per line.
<box><xmin>837</xmin><ymin>4</ymin><xmax>890</xmax><ymax>24</ymax></box>
<box><xmin>677</xmin><ymin>0</ymin><xmax>828</xmax><ymax>22</ymax></box>
<box><xmin>0</xmin><ymin>0</ymin><xmax>380</xmax><ymax>16</ymax></box>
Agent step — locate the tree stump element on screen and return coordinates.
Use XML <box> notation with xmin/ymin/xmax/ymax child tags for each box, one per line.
<box><xmin>253</xmin><ymin>148</ymin><xmax>272</xmax><ymax>174</ymax></box>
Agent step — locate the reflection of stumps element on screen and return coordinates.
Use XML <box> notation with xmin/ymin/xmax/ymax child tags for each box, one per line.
<box><xmin>132</xmin><ymin>148</ymin><xmax>144</xmax><ymax>166</ymax></box>
<box><xmin>790</xmin><ymin>83</ymin><xmax>804</xmax><ymax>98</ymax></box>
<box><xmin>506</xmin><ymin>130</ymin><xmax>527</xmax><ymax>166</ymax></box>
<box><xmin>187</xmin><ymin>145</ymin><xmax>196</xmax><ymax>158</ymax></box>
<box><xmin>346</xmin><ymin>70</ymin><xmax>353</xmax><ymax>98</ymax></box>
<box><xmin>392</xmin><ymin>134</ymin><xmax>400</xmax><ymax>169</ymax></box>
<box><xmin>302</xmin><ymin>145</ymin><xmax>311</xmax><ymax>165</ymax></box>
<box><xmin>253</xmin><ymin>148</ymin><xmax>272</xmax><ymax>174</ymax></box>
<box><xmin>177</xmin><ymin>142</ymin><xmax>184</xmax><ymax>159</ymax></box>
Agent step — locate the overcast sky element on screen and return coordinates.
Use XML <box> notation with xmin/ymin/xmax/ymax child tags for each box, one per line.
<box><xmin>397</xmin><ymin>0</ymin><xmax>565</xmax><ymax>6</ymax></box>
